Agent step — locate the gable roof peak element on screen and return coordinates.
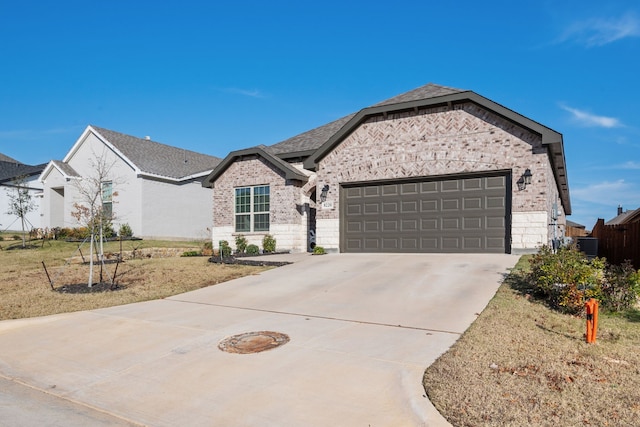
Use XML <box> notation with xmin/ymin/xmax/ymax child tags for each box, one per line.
<box><xmin>85</xmin><ymin>125</ymin><xmax>222</xmax><ymax>180</ymax></box>
<box><xmin>373</xmin><ymin>83</ymin><xmax>467</xmax><ymax>107</ymax></box>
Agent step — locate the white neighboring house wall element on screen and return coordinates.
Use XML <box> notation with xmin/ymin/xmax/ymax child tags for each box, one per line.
<box><xmin>40</xmin><ymin>126</ymin><xmax>218</xmax><ymax>240</ymax></box>
<box><xmin>0</xmin><ymin>174</ymin><xmax>43</xmax><ymax>232</ymax></box>
<box><xmin>139</xmin><ymin>177</ymin><xmax>212</xmax><ymax>240</ymax></box>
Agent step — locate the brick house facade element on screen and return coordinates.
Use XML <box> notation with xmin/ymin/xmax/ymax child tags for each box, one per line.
<box><xmin>204</xmin><ymin>84</ymin><xmax>570</xmax><ymax>254</ymax></box>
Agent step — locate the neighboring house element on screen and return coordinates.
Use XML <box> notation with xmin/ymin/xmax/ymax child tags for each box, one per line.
<box><xmin>605</xmin><ymin>205</ymin><xmax>640</xmax><ymax>225</ymax></box>
<box><xmin>566</xmin><ymin>220</ymin><xmax>588</xmax><ymax>238</ymax></box>
<box><xmin>0</xmin><ymin>155</ymin><xmax>46</xmax><ymax>232</ymax></box>
<box><xmin>40</xmin><ymin>125</ymin><xmax>221</xmax><ymax>240</ymax></box>
<box><xmin>204</xmin><ymin>83</ymin><xmax>571</xmax><ymax>254</ymax></box>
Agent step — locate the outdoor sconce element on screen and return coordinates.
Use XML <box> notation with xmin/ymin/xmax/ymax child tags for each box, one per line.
<box><xmin>320</xmin><ymin>184</ymin><xmax>330</xmax><ymax>202</ymax></box>
<box><xmin>517</xmin><ymin>168</ymin><xmax>533</xmax><ymax>191</ymax></box>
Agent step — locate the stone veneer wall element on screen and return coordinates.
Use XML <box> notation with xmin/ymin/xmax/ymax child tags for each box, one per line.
<box><xmin>315</xmin><ymin>102</ymin><xmax>561</xmax><ymax>252</ymax></box>
<box><xmin>211</xmin><ymin>156</ymin><xmax>307</xmax><ymax>252</ymax></box>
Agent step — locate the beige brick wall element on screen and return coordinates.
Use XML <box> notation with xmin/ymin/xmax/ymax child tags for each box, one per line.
<box><xmin>210</xmin><ymin>156</ymin><xmax>307</xmax><ymax>252</ymax></box>
<box><xmin>315</xmin><ymin>102</ymin><xmax>560</xmax><ymax>251</ymax></box>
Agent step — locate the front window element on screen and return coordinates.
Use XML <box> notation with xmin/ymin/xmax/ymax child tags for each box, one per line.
<box><xmin>101</xmin><ymin>181</ymin><xmax>113</xmax><ymax>219</ymax></box>
<box><xmin>235</xmin><ymin>185</ymin><xmax>270</xmax><ymax>232</ymax></box>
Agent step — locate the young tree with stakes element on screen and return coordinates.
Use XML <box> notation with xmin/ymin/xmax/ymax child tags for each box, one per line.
<box><xmin>71</xmin><ymin>150</ymin><xmax>120</xmax><ymax>287</ymax></box>
<box><xmin>5</xmin><ymin>175</ymin><xmax>36</xmax><ymax>248</ymax></box>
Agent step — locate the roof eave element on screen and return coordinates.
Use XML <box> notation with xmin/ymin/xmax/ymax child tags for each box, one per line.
<box><xmin>138</xmin><ymin>170</ymin><xmax>213</xmax><ymax>183</ymax></box>
<box><xmin>203</xmin><ymin>147</ymin><xmax>308</xmax><ymax>188</ymax></box>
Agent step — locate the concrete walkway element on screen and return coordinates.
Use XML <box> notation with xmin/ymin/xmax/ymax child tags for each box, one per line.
<box><xmin>0</xmin><ymin>253</ymin><xmax>518</xmax><ymax>426</ymax></box>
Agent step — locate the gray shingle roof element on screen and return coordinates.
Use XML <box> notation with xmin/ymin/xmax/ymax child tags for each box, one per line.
<box><xmin>91</xmin><ymin>126</ymin><xmax>222</xmax><ymax>180</ymax></box>
<box><xmin>269</xmin><ymin>113</ymin><xmax>357</xmax><ymax>156</ymax></box>
<box><xmin>372</xmin><ymin>83</ymin><xmax>466</xmax><ymax>107</ymax></box>
<box><xmin>606</xmin><ymin>208</ymin><xmax>640</xmax><ymax>225</ymax></box>
<box><xmin>268</xmin><ymin>84</ymin><xmax>464</xmax><ymax>156</ymax></box>
<box><xmin>51</xmin><ymin>160</ymin><xmax>80</xmax><ymax>178</ymax></box>
<box><xmin>0</xmin><ymin>153</ymin><xmax>19</xmax><ymax>163</ymax></box>
<box><xmin>0</xmin><ymin>161</ymin><xmax>46</xmax><ymax>183</ymax></box>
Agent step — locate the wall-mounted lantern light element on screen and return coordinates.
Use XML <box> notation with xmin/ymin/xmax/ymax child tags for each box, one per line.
<box><xmin>320</xmin><ymin>184</ymin><xmax>329</xmax><ymax>202</ymax></box>
<box><xmin>517</xmin><ymin>168</ymin><xmax>533</xmax><ymax>191</ymax></box>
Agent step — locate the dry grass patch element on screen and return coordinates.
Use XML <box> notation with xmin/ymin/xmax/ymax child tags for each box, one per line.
<box><xmin>424</xmin><ymin>257</ymin><xmax>640</xmax><ymax>427</ymax></box>
<box><xmin>0</xmin><ymin>239</ymin><xmax>271</xmax><ymax>320</ymax></box>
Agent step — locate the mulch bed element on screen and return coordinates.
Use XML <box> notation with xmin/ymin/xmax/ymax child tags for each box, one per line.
<box><xmin>55</xmin><ymin>282</ymin><xmax>126</xmax><ymax>294</ymax></box>
<box><xmin>208</xmin><ymin>253</ymin><xmax>292</xmax><ymax>267</ymax></box>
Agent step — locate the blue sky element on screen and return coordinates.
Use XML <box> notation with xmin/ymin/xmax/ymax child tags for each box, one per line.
<box><xmin>1</xmin><ymin>0</ymin><xmax>638</xmax><ymax>229</ymax></box>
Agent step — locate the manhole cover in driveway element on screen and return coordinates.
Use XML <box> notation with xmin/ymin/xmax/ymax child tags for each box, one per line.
<box><xmin>218</xmin><ymin>331</ymin><xmax>290</xmax><ymax>354</ymax></box>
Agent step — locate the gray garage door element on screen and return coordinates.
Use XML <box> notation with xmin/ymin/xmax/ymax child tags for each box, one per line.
<box><xmin>341</xmin><ymin>174</ymin><xmax>509</xmax><ymax>253</ymax></box>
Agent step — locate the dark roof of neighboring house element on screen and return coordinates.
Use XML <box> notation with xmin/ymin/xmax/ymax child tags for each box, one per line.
<box><xmin>91</xmin><ymin>126</ymin><xmax>222</xmax><ymax>180</ymax></box>
<box><xmin>0</xmin><ymin>153</ymin><xmax>19</xmax><ymax>163</ymax></box>
<box><xmin>566</xmin><ymin>220</ymin><xmax>585</xmax><ymax>229</ymax></box>
<box><xmin>606</xmin><ymin>207</ymin><xmax>640</xmax><ymax>225</ymax></box>
<box><xmin>0</xmin><ymin>160</ymin><xmax>47</xmax><ymax>183</ymax></box>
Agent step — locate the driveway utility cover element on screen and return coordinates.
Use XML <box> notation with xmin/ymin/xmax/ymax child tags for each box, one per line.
<box><xmin>218</xmin><ymin>331</ymin><xmax>290</xmax><ymax>354</ymax></box>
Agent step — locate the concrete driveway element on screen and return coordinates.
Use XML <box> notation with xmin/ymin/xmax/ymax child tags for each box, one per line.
<box><xmin>0</xmin><ymin>253</ymin><xmax>518</xmax><ymax>426</ymax></box>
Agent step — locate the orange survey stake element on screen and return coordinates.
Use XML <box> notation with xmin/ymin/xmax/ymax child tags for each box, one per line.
<box><xmin>585</xmin><ymin>298</ymin><xmax>599</xmax><ymax>343</ymax></box>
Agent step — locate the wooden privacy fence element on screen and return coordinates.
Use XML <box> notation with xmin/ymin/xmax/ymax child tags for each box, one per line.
<box><xmin>591</xmin><ymin>219</ymin><xmax>640</xmax><ymax>269</ymax></box>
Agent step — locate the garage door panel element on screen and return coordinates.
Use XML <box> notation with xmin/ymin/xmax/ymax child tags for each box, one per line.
<box><xmin>464</xmin><ymin>217</ymin><xmax>483</xmax><ymax>230</ymax></box>
<box><xmin>422</xmin><ymin>218</ymin><xmax>439</xmax><ymax>230</ymax></box>
<box><xmin>487</xmin><ymin>237</ymin><xmax>507</xmax><ymax>249</ymax></box>
<box><xmin>442</xmin><ymin>180</ymin><xmax>460</xmax><ymax>191</ymax></box>
<box><xmin>442</xmin><ymin>237</ymin><xmax>461</xmax><ymax>250</ymax></box>
<box><xmin>401</xmin><ymin>201</ymin><xmax>418</xmax><ymax>213</ymax></box>
<box><xmin>463</xmin><ymin>178</ymin><xmax>483</xmax><ymax>190</ymax></box>
<box><xmin>487</xmin><ymin>216</ymin><xmax>505</xmax><ymax>229</ymax></box>
<box><xmin>363</xmin><ymin>238</ymin><xmax>380</xmax><ymax>250</ymax></box>
<box><xmin>421</xmin><ymin>182</ymin><xmax>438</xmax><ymax>193</ymax></box>
<box><xmin>346</xmin><ymin>187</ymin><xmax>362</xmax><ymax>198</ymax></box>
<box><xmin>401</xmin><ymin>183</ymin><xmax>419</xmax><ymax>194</ymax></box>
<box><xmin>463</xmin><ymin>236</ymin><xmax>483</xmax><ymax>249</ymax></box>
<box><xmin>401</xmin><ymin>238</ymin><xmax>418</xmax><ymax>250</ymax></box>
<box><xmin>382</xmin><ymin>238</ymin><xmax>399</xmax><ymax>250</ymax></box>
<box><xmin>382</xmin><ymin>184</ymin><xmax>398</xmax><ymax>196</ymax></box>
<box><xmin>382</xmin><ymin>220</ymin><xmax>398</xmax><ymax>232</ymax></box>
<box><xmin>442</xmin><ymin>199</ymin><xmax>459</xmax><ymax>210</ymax></box>
<box><xmin>421</xmin><ymin>200</ymin><xmax>438</xmax><ymax>212</ymax></box>
<box><xmin>486</xmin><ymin>176</ymin><xmax>506</xmax><ymax>189</ymax></box>
<box><xmin>382</xmin><ymin>202</ymin><xmax>398</xmax><ymax>214</ymax></box>
<box><xmin>341</xmin><ymin>174</ymin><xmax>508</xmax><ymax>253</ymax></box>
<box><xmin>402</xmin><ymin>219</ymin><xmax>418</xmax><ymax>231</ymax></box>
<box><xmin>486</xmin><ymin>196</ymin><xmax>505</xmax><ymax>208</ymax></box>
<box><xmin>442</xmin><ymin>218</ymin><xmax>460</xmax><ymax>230</ymax></box>
<box><xmin>364</xmin><ymin>187</ymin><xmax>380</xmax><ymax>197</ymax></box>
<box><xmin>364</xmin><ymin>203</ymin><xmax>379</xmax><ymax>214</ymax></box>
<box><xmin>346</xmin><ymin>221</ymin><xmax>362</xmax><ymax>232</ymax></box>
<box><xmin>364</xmin><ymin>221</ymin><xmax>379</xmax><ymax>232</ymax></box>
<box><xmin>347</xmin><ymin>204</ymin><xmax>361</xmax><ymax>215</ymax></box>
<box><xmin>346</xmin><ymin>238</ymin><xmax>362</xmax><ymax>251</ymax></box>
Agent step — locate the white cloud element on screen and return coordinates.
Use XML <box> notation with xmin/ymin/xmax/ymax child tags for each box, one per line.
<box><xmin>559</xmin><ymin>12</ymin><xmax>640</xmax><ymax>47</ymax></box>
<box><xmin>620</xmin><ymin>161</ymin><xmax>640</xmax><ymax>170</ymax></box>
<box><xmin>559</xmin><ymin>104</ymin><xmax>622</xmax><ymax>128</ymax></box>
<box><xmin>572</xmin><ymin>179</ymin><xmax>639</xmax><ymax>206</ymax></box>
<box><xmin>219</xmin><ymin>87</ymin><xmax>265</xmax><ymax>98</ymax></box>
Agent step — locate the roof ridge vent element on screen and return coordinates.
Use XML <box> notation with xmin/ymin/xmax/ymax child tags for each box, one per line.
<box><xmin>144</xmin><ymin>136</ymin><xmax>151</xmax><ymax>140</ymax></box>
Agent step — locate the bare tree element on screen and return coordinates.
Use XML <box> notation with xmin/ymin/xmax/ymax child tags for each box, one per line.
<box><xmin>5</xmin><ymin>175</ymin><xmax>36</xmax><ymax>248</ymax></box>
<box><xmin>70</xmin><ymin>149</ymin><xmax>121</xmax><ymax>287</ymax></box>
